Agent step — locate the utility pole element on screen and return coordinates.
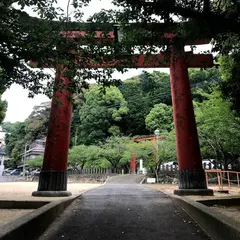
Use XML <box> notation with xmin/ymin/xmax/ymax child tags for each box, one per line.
<box><xmin>23</xmin><ymin>143</ymin><xmax>28</xmax><ymax>177</ymax></box>
<box><xmin>154</xmin><ymin>129</ymin><xmax>160</xmax><ymax>166</ymax></box>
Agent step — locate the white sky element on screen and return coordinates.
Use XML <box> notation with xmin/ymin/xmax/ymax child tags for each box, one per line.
<box><xmin>2</xmin><ymin>0</ymin><xmax>212</xmax><ymax>123</ymax></box>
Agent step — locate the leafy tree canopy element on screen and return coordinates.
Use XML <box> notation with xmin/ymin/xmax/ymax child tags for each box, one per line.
<box><xmin>1</xmin><ymin>101</ymin><xmax>50</xmax><ymax>164</ymax></box>
<box><xmin>195</xmin><ymin>89</ymin><xmax>240</xmax><ymax>170</ymax></box>
<box><xmin>1</xmin><ymin>0</ymin><xmax>238</xmax><ymax>99</ymax></box>
<box><xmin>145</xmin><ymin>103</ymin><xmax>173</xmax><ymax>134</ymax></box>
<box><xmin>68</xmin><ymin>144</ymin><xmax>102</xmax><ymax>169</ymax></box>
<box><xmin>28</xmin><ymin>156</ymin><xmax>43</xmax><ymax>168</ymax></box>
<box><xmin>25</xmin><ymin>101</ymin><xmax>50</xmax><ymax>142</ymax></box>
<box><xmin>0</xmin><ymin>97</ymin><xmax>7</xmax><ymax>124</ymax></box>
<box><xmin>79</xmin><ymin>86</ymin><xmax>128</xmax><ymax>144</ymax></box>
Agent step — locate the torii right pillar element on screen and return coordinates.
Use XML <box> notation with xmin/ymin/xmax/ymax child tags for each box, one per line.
<box><xmin>170</xmin><ymin>40</ymin><xmax>213</xmax><ymax>196</ymax></box>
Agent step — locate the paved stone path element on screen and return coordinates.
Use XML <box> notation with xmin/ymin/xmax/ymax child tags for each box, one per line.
<box><xmin>106</xmin><ymin>174</ymin><xmax>145</xmax><ymax>184</ymax></box>
<box><xmin>38</xmin><ymin>178</ymin><xmax>211</xmax><ymax>240</ymax></box>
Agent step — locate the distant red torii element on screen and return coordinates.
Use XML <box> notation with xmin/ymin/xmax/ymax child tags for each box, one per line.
<box><xmin>130</xmin><ymin>135</ymin><xmax>165</xmax><ymax>174</ymax></box>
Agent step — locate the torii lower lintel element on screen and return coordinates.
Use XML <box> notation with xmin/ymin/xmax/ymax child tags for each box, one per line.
<box><xmin>30</xmin><ymin>52</ymin><xmax>213</xmax><ymax>69</ymax></box>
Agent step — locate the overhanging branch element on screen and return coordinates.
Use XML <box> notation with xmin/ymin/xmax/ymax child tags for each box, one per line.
<box><xmin>125</xmin><ymin>1</ymin><xmax>240</xmax><ymax>36</ymax></box>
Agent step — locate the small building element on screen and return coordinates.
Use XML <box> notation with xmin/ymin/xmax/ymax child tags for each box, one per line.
<box><xmin>0</xmin><ymin>126</ymin><xmax>6</xmax><ymax>163</ymax></box>
<box><xmin>0</xmin><ymin>145</ymin><xmax>5</xmax><ymax>176</ymax></box>
<box><xmin>0</xmin><ymin>126</ymin><xmax>6</xmax><ymax>147</ymax></box>
<box><xmin>0</xmin><ymin>147</ymin><xmax>5</xmax><ymax>159</ymax></box>
<box><xmin>21</xmin><ymin>138</ymin><xmax>46</xmax><ymax>160</ymax></box>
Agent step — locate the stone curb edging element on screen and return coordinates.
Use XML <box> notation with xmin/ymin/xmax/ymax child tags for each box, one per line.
<box><xmin>103</xmin><ymin>176</ymin><xmax>109</xmax><ymax>185</ymax></box>
<box><xmin>198</xmin><ymin>197</ymin><xmax>240</xmax><ymax>207</ymax></box>
<box><xmin>167</xmin><ymin>192</ymin><xmax>240</xmax><ymax>240</ymax></box>
<box><xmin>0</xmin><ymin>200</ymin><xmax>50</xmax><ymax>209</ymax></box>
<box><xmin>140</xmin><ymin>177</ymin><xmax>146</xmax><ymax>184</ymax></box>
<box><xmin>0</xmin><ymin>196</ymin><xmax>78</xmax><ymax>240</ymax></box>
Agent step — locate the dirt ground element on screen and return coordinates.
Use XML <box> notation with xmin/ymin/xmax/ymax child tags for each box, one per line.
<box><xmin>0</xmin><ymin>182</ymin><xmax>101</xmax><ymax>226</ymax></box>
<box><xmin>210</xmin><ymin>205</ymin><xmax>240</xmax><ymax>223</ymax></box>
<box><xmin>0</xmin><ymin>209</ymin><xmax>33</xmax><ymax>227</ymax></box>
<box><xmin>0</xmin><ymin>182</ymin><xmax>101</xmax><ymax>201</ymax></box>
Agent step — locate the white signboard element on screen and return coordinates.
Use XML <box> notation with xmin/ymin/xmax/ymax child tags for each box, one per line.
<box><xmin>147</xmin><ymin>178</ymin><xmax>156</xmax><ymax>184</ymax></box>
<box><xmin>139</xmin><ymin>159</ymin><xmax>143</xmax><ymax>170</ymax></box>
<box><xmin>0</xmin><ymin>165</ymin><xmax>4</xmax><ymax>177</ymax></box>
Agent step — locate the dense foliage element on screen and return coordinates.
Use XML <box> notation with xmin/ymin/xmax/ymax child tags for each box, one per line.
<box><xmin>195</xmin><ymin>90</ymin><xmax>240</xmax><ymax>170</ymax></box>
<box><xmin>145</xmin><ymin>103</ymin><xmax>173</xmax><ymax>134</ymax></box>
<box><xmin>0</xmin><ymin>96</ymin><xmax>7</xmax><ymax>124</ymax></box>
<box><xmin>78</xmin><ymin>86</ymin><xmax>128</xmax><ymax>145</ymax></box>
<box><xmin>1</xmin><ymin>0</ymin><xmax>240</xmax><ymax>97</ymax></box>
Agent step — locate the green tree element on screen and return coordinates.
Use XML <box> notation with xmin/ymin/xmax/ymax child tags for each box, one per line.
<box><xmin>1</xmin><ymin>1</ymin><xmax>123</xmax><ymax>97</ymax></box>
<box><xmin>189</xmin><ymin>68</ymin><xmax>222</xmax><ymax>102</ymax></box>
<box><xmin>156</xmin><ymin>131</ymin><xmax>177</xmax><ymax>166</ymax></box>
<box><xmin>79</xmin><ymin>86</ymin><xmax>129</xmax><ymax>145</ymax></box>
<box><xmin>25</xmin><ymin>101</ymin><xmax>50</xmax><ymax>142</ymax></box>
<box><xmin>119</xmin><ymin>71</ymin><xmax>172</xmax><ymax>136</ymax></box>
<box><xmin>3</xmin><ymin>128</ymin><xmax>26</xmax><ymax>168</ymax></box>
<box><xmin>99</xmin><ymin>137</ymin><xmax>129</xmax><ymax>169</ymax></box>
<box><xmin>28</xmin><ymin>156</ymin><xmax>43</xmax><ymax>168</ymax></box>
<box><xmin>118</xmin><ymin>77</ymin><xmax>150</xmax><ymax>135</ymax></box>
<box><xmin>70</xmin><ymin>91</ymin><xmax>87</xmax><ymax>147</ymax></box>
<box><xmin>3</xmin><ymin>122</ymin><xmax>27</xmax><ymax>158</ymax></box>
<box><xmin>195</xmin><ymin>90</ymin><xmax>240</xmax><ymax>170</ymax></box>
<box><xmin>2</xmin><ymin>101</ymin><xmax>50</xmax><ymax>166</ymax></box>
<box><xmin>120</xmin><ymin>140</ymin><xmax>154</xmax><ymax>172</ymax></box>
<box><xmin>1</xmin><ymin>0</ymin><xmax>239</xmax><ymax>97</ymax></box>
<box><xmin>219</xmin><ymin>55</ymin><xmax>240</xmax><ymax>113</ymax></box>
<box><xmin>68</xmin><ymin>145</ymin><xmax>101</xmax><ymax>169</ymax></box>
<box><xmin>145</xmin><ymin>103</ymin><xmax>173</xmax><ymax>134</ymax></box>
<box><xmin>0</xmin><ymin>1</ymin><xmax>63</xmax><ymax>94</ymax></box>
<box><xmin>189</xmin><ymin>68</ymin><xmax>221</xmax><ymax>85</ymax></box>
<box><xmin>0</xmin><ymin>96</ymin><xmax>7</xmax><ymax>124</ymax></box>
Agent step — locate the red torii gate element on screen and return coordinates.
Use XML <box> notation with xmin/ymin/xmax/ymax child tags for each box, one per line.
<box><xmin>131</xmin><ymin>135</ymin><xmax>165</xmax><ymax>174</ymax></box>
<box><xmin>32</xmin><ymin>29</ymin><xmax>214</xmax><ymax>197</ymax></box>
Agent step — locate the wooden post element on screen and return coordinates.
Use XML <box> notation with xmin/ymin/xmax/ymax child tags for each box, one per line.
<box><xmin>237</xmin><ymin>173</ymin><xmax>239</xmax><ymax>188</ymax></box>
<box><xmin>205</xmin><ymin>172</ymin><xmax>209</xmax><ymax>188</ymax></box>
<box><xmin>227</xmin><ymin>171</ymin><xmax>231</xmax><ymax>188</ymax></box>
<box><xmin>217</xmin><ymin>172</ymin><xmax>220</xmax><ymax>189</ymax></box>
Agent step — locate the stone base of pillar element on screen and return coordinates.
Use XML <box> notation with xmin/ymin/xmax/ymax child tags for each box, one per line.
<box><xmin>174</xmin><ymin>188</ymin><xmax>213</xmax><ymax>196</ymax></box>
<box><xmin>32</xmin><ymin>191</ymin><xmax>72</xmax><ymax>197</ymax></box>
<box><xmin>36</xmin><ymin>170</ymin><xmax>68</xmax><ymax>191</ymax></box>
<box><xmin>178</xmin><ymin>168</ymin><xmax>207</xmax><ymax>189</ymax></box>
<box><xmin>32</xmin><ymin>170</ymin><xmax>71</xmax><ymax>197</ymax></box>
<box><xmin>175</xmin><ymin>168</ymin><xmax>213</xmax><ymax>196</ymax></box>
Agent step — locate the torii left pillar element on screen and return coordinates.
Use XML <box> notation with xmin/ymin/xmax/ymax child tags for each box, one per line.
<box><xmin>32</xmin><ymin>67</ymin><xmax>72</xmax><ymax>197</ymax></box>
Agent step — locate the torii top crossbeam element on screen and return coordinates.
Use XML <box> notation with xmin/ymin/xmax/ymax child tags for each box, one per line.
<box><xmin>30</xmin><ymin>26</ymin><xmax>214</xmax><ymax>69</ymax></box>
